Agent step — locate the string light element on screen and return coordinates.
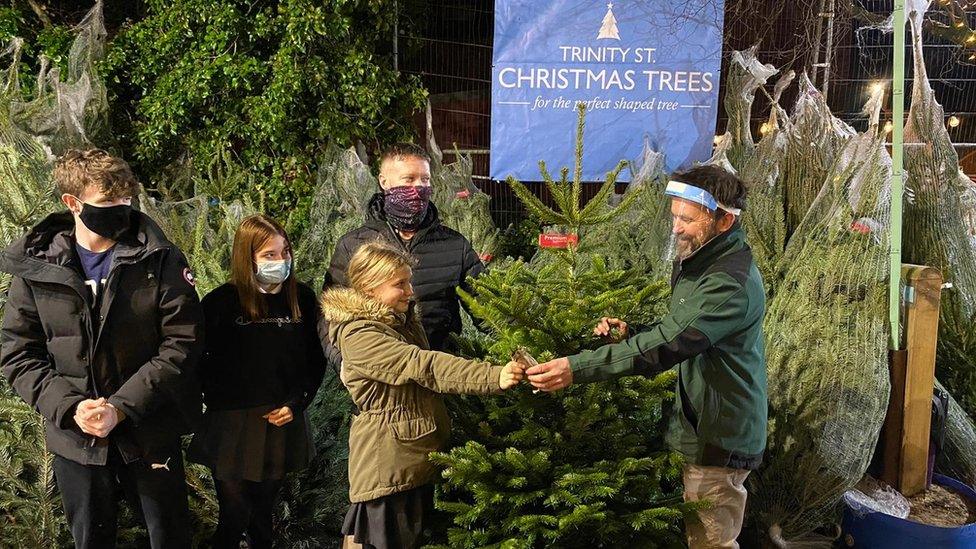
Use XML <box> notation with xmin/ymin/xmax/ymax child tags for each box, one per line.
<box><xmin>948</xmin><ymin>115</ymin><xmax>961</xmax><ymax>128</ymax></box>
<box><xmin>759</xmin><ymin>122</ymin><xmax>772</xmax><ymax>135</ymax></box>
<box><xmin>884</xmin><ymin>121</ymin><xmax>893</xmax><ymax>134</ymax></box>
<box><xmin>870</xmin><ymin>81</ymin><xmax>885</xmax><ymax>95</ymax></box>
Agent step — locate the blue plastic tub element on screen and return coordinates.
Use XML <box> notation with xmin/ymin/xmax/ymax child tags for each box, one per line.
<box><xmin>842</xmin><ymin>474</ymin><xmax>976</xmax><ymax>548</ymax></box>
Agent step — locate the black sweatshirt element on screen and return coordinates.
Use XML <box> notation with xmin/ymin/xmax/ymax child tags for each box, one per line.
<box><xmin>199</xmin><ymin>282</ymin><xmax>326</xmax><ymax>412</ymax></box>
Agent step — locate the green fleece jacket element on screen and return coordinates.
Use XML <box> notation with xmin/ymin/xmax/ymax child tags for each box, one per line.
<box><xmin>569</xmin><ymin>224</ymin><xmax>767</xmax><ymax>469</ymax></box>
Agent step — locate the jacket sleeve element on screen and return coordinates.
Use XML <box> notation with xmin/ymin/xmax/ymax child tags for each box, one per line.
<box><xmin>107</xmin><ymin>249</ymin><xmax>204</xmax><ymax>424</ymax></box>
<box><xmin>339</xmin><ymin>322</ymin><xmax>503</xmax><ymax>395</ymax></box>
<box><xmin>569</xmin><ymin>274</ymin><xmax>749</xmax><ymax>383</ymax></box>
<box><xmin>0</xmin><ymin>277</ymin><xmax>87</xmax><ymax>429</ymax></box>
<box><xmin>196</xmin><ymin>290</ymin><xmax>223</xmax><ymax>399</ymax></box>
<box><xmin>285</xmin><ymin>290</ymin><xmax>327</xmax><ymax>412</ymax></box>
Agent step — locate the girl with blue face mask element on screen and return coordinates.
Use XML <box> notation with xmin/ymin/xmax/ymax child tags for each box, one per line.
<box><xmin>188</xmin><ymin>214</ymin><xmax>326</xmax><ymax>548</ymax></box>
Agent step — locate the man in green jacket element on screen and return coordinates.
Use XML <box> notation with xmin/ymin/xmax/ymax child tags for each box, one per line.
<box><xmin>526</xmin><ymin>164</ymin><xmax>767</xmax><ymax>549</ymax></box>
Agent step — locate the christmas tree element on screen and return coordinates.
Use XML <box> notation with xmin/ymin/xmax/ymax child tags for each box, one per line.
<box><xmin>425</xmin><ymin>102</ymin><xmax>500</xmax><ymax>264</ymax></box>
<box><xmin>750</xmin><ymin>86</ymin><xmax>892</xmax><ymax>544</ymax></box>
<box><xmin>428</xmin><ymin>106</ymin><xmax>696</xmax><ymax>548</ymax></box>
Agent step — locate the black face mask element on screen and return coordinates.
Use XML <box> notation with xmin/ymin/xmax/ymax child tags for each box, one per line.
<box><xmin>78</xmin><ymin>202</ymin><xmax>133</xmax><ymax>241</ymax></box>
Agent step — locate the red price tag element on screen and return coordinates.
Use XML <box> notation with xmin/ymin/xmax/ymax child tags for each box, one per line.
<box><xmin>479</xmin><ymin>253</ymin><xmax>494</xmax><ymax>263</ymax></box>
<box><xmin>456</xmin><ymin>189</ymin><xmax>471</xmax><ymax>199</ymax></box>
<box><xmin>538</xmin><ymin>233</ymin><xmax>579</xmax><ymax>249</ymax></box>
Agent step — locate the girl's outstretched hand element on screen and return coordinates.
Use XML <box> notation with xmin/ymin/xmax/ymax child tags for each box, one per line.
<box><xmin>499</xmin><ymin>360</ymin><xmax>526</xmax><ymax>389</ymax></box>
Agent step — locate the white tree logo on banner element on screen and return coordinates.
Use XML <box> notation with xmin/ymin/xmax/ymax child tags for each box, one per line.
<box><xmin>597</xmin><ymin>2</ymin><xmax>620</xmax><ymax>40</ymax></box>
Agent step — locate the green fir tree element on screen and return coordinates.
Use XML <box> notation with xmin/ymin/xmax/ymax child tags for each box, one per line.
<box><xmin>428</xmin><ymin>106</ymin><xmax>696</xmax><ymax>548</ymax></box>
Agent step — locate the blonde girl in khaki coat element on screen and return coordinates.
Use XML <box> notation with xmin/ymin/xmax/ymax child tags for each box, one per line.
<box><xmin>321</xmin><ymin>241</ymin><xmax>523</xmax><ymax>549</ymax></box>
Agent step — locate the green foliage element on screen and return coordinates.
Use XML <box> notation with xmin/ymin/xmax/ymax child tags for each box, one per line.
<box><xmin>435</xmin><ymin>251</ymin><xmax>691</xmax><ymax>547</ymax></box>
<box><xmin>898</xmin><ymin>9</ymin><xmax>976</xmax><ymax>419</ymax></box>
<box><xmin>780</xmin><ymin>75</ymin><xmax>855</xmax><ymax>238</ymax></box>
<box><xmin>430</xmin><ymin>112</ymin><xmax>692</xmax><ymax>547</ymax></box>
<box><xmin>751</xmin><ymin>100</ymin><xmax>892</xmax><ymax>542</ymax></box>
<box><xmin>506</xmin><ymin>104</ymin><xmax>636</xmax><ymax>229</ymax></box>
<box><xmin>0</xmin><ymin>6</ymin><xmax>73</xmax><ymax>86</ymax></box>
<box><xmin>293</xmin><ymin>142</ymin><xmax>380</xmax><ymax>289</ymax></box>
<box><xmin>731</xmin><ymin>71</ymin><xmax>794</xmax><ymax>293</ymax></box>
<box><xmin>718</xmin><ymin>46</ymin><xmax>777</xmax><ymax>170</ymax></box>
<box><xmin>139</xmin><ymin>191</ymin><xmax>258</xmax><ymax>297</ymax></box>
<box><xmin>0</xmin><ymin>384</ymin><xmax>70</xmax><ymax>547</ymax></box>
<box><xmin>105</xmin><ymin>0</ymin><xmax>427</xmax><ymax>220</ymax></box>
<box><xmin>581</xmin><ymin>138</ymin><xmax>671</xmax><ymax>278</ymax></box>
<box><xmin>458</xmin><ymin>254</ymin><xmax>668</xmax><ymax>362</ymax></box>
<box><xmin>430</xmin><ymin>145</ymin><xmax>500</xmax><ymax>264</ymax></box>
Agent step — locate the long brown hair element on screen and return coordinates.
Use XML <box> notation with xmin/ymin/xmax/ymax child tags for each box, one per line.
<box><xmin>230</xmin><ymin>214</ymin><xmax>301</xmax><ymax>321</ymax></box>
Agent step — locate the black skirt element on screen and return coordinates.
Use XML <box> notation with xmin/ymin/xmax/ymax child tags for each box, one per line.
<box><xmin>341</xmin><ymin>484</ymin><xmax>435</xmax><ymax>549</ymax></box>
<box><xmin>187</xmin><ymin>404</ymin><xmax>313</xmax><ymax>481</ymax></box>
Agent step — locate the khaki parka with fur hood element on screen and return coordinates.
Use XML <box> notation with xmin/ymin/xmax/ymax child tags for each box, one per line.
<box><xmin>321</xmin><ymin>287</ymin><xmax>502</xmax><ymax>502</ymax></box>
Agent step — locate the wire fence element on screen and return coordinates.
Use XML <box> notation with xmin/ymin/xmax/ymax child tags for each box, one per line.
<box><xmin>400</xmin><ymin>0</ymin><xmax>976</xmax><ymax>229</ymax></box>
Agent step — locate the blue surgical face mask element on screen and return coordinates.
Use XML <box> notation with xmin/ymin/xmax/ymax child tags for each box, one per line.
<box><xmin>255</xmin><ymin>258</ymin><xmax>292</xmax><ymax>285</ymax></box>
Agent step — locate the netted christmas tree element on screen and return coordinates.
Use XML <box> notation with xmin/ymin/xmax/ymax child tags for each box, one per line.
<box><xmin>427</xmin><ymin>106</ymin><xmax>695</xmax><ymax>549</ymax></box>
<box><xmin>9</xmin><ymin>0</ymin><xmax>109</xmax><ymax>156</ymax></box>
<box><xmin>293</xmin><ymin>142</ymin><xmax>377</xmax><ymax>289</ymax></box>
<box><xmin>897</xmin><ymin>0</ymin><xmax>976</xmax><ymax>418</ymax></box>
<box><xmin>581</xmin><ymin>137</ymin><xmax>671</xmax><ymax>279</ymax></box>
<box><xmin>425</xmin><ymin>103</ymin><xmax>500</xmax><ymax>265</ymax></box>
<box><xmin>717</xmin><ymin>46</ymin><xmax>778</xmax><ymax>171</ymax></box>
<box><xmin>749</xmin><ymin>86</ymin><xmax>892</xmax><ymax>545</ymax></box>
<box><xmin>730</xmin><ymin>69</ymin><xmax>795</xmax><ymax>292</ymax></box>
<box><xmin>781</xmin><ymin>74</ymin><xmax>856</xmax><ymax>238</ymax></box>
<box><xmin>139</xmin><ymin>152</ymin><xmax>259</xmax><ymax>297</ymax></box>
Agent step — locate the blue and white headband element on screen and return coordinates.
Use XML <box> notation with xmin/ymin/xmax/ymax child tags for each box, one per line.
<box><xmin>664</xmin><ymin>180</ymin><xmax>741</xmax><ymax>216</ymax></box>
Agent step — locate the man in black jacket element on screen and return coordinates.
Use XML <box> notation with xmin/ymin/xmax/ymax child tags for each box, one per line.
<box><xmin>0</xmin><ymin>149</ymin><xmax>203</xmax><ymax>548</ymax></box>
<box><xmin>323</xmin><ymin>142</ymin><xmax>484</xmax><ymax>352</ymax></box>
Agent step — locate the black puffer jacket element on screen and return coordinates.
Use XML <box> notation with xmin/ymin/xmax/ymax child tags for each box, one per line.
<box><xmin>0</xmin><ymin>210</ymin><xmax>204</xmax><ymax>466</ymax></box>
<box><xmin>323</xmin><ymin>194</ymin><xmax>484</xmax><ymax>352</ymax></box>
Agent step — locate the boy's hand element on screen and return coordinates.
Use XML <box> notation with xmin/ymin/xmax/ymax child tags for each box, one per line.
<box><xmin>74</xmin><ymin>398</ymin><xmax>123</xmax><ymax>437</ymax></box>
<box><xmin>499</xmin><ymin>360</ymin><xmax>526</xmax><ymax>389</ymax></box>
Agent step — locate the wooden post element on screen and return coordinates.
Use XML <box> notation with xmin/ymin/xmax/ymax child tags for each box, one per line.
<box><xmin>884</xmin><ymin>265</ymin><xmax>942</xmax><ymax>496</ymax></box>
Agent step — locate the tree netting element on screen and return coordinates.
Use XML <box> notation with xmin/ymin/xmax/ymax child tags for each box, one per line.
<box><xmin>9</xmin><ymin>0</ymin><xmax>108</xmax><ymax>156</ymax></box>
<box><xmin>0</xmin><ymin>36</ymin><xmax>68</xmax><ymax>549</ymax></box>
<box><xmin>935</xmin><ymin>379</ymin><xmax>976</xmax><ymax>491</ymax></box>
<box><xmin>425</xmin><ymin>102</ymin><xmax>501</xmax><ymax>265</ymax></box>
<box><xmin>138</xmin><ymin>193</ymin><xmax>258</xmax><ymax>297</ymax></box>
<box><xmin>582</xmin><ymin>136</ymin><xmax>672</xmax><ymax>279</ymax></box>
<box><xmin>718</xmin><ymin>46</ymin><xmax>778</xmax><ymax>171</ymax></box>
<box><xmin>781</xmin><ymin>75</ymin><xmax>856</xmax><ymax>239</ymax></box>
<box><xmin>750</xmin><ymin>87</ymin><xmax>892</xmax><ymax>545</ymax></box>
<box><xmin>0</xmin><ymin>40</ymin><xmax>59</xmax><ymax>315</ymax></box>
<box><xmin>897</xmin><ymin>0</ymin><xmax>976</xmax><ymax>417</ymax></box>
<box><xmin>733</xmin><ymin>71</ymin><xmax>795</xmax><ymax>292</ymax></box>
<box><xmin>293</xmin><ymin>143</ymin><xmax>377</xmax><ymax>288</ymax></box>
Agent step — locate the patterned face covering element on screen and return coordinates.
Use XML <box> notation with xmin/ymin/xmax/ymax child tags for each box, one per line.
<box><xmin>383</xmin><ymin>185</ymin><xmax>432</xmax><ymax>231</ymax></box>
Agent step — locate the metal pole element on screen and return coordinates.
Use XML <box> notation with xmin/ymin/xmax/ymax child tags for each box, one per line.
<box><xmin>393</xmin><ymin>0</ymin><xmax>399</xmax><ymax>72</ymax></box>
<box><xmin>890</xmin><ymin>0</ymin><xmax>906</xmax><ymax>350</ymax></box>
<box><xmin>821</xmin><ymin>0</ymin><xmax>836</xmax><ymax>100</ymax></box>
